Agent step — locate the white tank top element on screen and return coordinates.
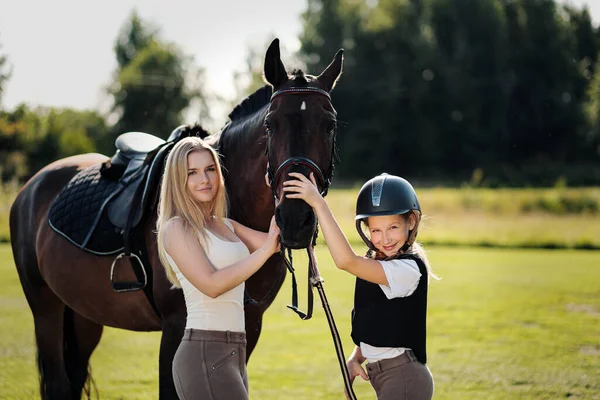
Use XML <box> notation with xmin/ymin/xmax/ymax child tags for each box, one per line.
<box><xmin>166</xmin><ymin>219</ymin><xmax>250</xmax><ymax>332</ymax></box>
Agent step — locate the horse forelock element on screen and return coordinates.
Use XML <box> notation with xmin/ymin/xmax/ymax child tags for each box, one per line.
<box><xmin>290</xmin><ymin>69</ymin><xmax>315</xmax><ymax>86</ymax></box>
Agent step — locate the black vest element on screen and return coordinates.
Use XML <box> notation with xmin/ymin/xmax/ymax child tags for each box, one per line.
<box><xmin>351</xmin><ymin>254</ymin><xmax>428</xmax><ymax>364</ymax></box>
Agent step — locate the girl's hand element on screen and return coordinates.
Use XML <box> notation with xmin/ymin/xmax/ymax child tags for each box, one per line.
<box><xmin>263</xmin><ymin>216</ymin><xmax>281</xmax><ymax>255</ymax></box>
<box><xmin>347</xmin><ymin>358</ymin><xmax>369</xmax><ymax>384</ymax></box>
<box><xmin>282</xmin><ymin>172</ymin><xmax>324</xmax><ymax>209</ymax></box>
<box><xmin>344</xmin><ymin>358</ymin><xmax>369</xmax><ymax>399</ymax></box>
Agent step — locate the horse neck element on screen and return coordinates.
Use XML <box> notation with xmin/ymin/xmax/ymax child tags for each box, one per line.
<box><xmin>221</xmin><ymin>105</ymin><xmax>267</xmax><ymax>162</ymax></box>
<box><xmin>221</xmin><ymin>107</ymin><xmax>274</xmax><ymax>229</ymax></box>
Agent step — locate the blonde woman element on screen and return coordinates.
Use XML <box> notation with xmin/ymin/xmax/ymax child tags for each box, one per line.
<box><xmin>156</xmin><ymin>136</ymin><xmax>280</xmax><ymax>400</ymax></box>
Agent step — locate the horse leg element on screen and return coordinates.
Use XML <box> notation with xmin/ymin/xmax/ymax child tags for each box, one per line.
<box><xmin>158</xmin><ymin>313</ymin><xmax>186</xmax><ymax>400</ymax></box>
<box><xmin>63</xmin><ymin>309</ymin><xmax>104</xmax><ymax>399</ymax></box>
<box><xmin>14</xmin><ymin>242</ymin><xmax>101</xmax><ymax>399</ymax></box>
<box><xmin>28</xmin><ymin>286</ymin><xmax>72</xmax><ymax>399</ymax></box>
<box><xmin>244</xmin><ymin>302</ymin><xmax>265</xmax><ymax>359</ymax></box>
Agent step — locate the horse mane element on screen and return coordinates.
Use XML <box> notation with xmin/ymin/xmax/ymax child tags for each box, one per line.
<box><xmin>228</xmin><ymin>85</ymin><xmax>273</xmax><ymax>122</ymax></box>
<box><xmin>181</xmin><ymin>123</ymin><xmax>210</xmax><ymax>139</ymax></box>
<box><xmin>227</xmin><ymin>71</ymin><xmax>317</xmax><ymax>123</ymax></box>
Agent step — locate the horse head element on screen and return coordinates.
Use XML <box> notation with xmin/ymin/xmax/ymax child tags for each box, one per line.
<box><xmin>263</xmin><ymin>39</ymin><xmax>343</xmax><ymax>249</ymax></box>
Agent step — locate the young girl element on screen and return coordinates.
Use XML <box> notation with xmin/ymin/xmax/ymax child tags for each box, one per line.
<box><xmin>283</xmin><ymin>172</ymin><xmax>435</xmax><ymax>400</ymax></box>
<box><xmin>156</xmin><ymin>137</ymin><xmax>280</xmax><ymax>400</ymax></box>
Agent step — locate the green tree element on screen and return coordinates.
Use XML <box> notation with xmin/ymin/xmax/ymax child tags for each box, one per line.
<box><xmin>114</xmin><ymin>10</ymin><xmax>155</xmax><ymax>70</ymax></box>
<box><xmin>109</xmin><ymin>12</ymin><xmax>205</xmax><ymax>140</ymax></box>
<box><xmin>0</xmin><ymin>105</ymin><xmax>107</xmax><ymax>179</ymax></box>
<box><xmin>301</xmin><ymin>0</ymin><xmax>443</xmax><ymax>179</ymax></box>
<box><xmin>502</xmin><ymin>1</ymin><xmax>588</xmax><ymax>169</ymax></box>
<box><xmin>301</xmin><ymin>0</ymin><xmax>346</xmax><ymax>72</ymax></box>
<box><xmin>0</xmin><ymin>110</ymin><xmax>27</xmax><ymax>180</ymax></box>
<box><xmin>430</xmin><ymin>0</ymin><xmax>509</xmax><ymax>177</ymax></box>
<box><xmin>585</xmin><ymin>59</ymin><xmax>600</xmax><ymax>155</ymax></box>
<box><xmin>298</xmin><ymin>0</ymin><xmax>600</xmax><ymax>185</ymax></box>
<box><xmin>565</xmin><ymin>6</ymin><xmax>598</xmax><ymax>71</ymax></box>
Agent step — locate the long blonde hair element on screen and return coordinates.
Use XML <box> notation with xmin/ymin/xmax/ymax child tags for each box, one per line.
<box><xmin>156</xmin><ymin>136</ymin><xmax>228</xmax><ymax>287</ymax></box>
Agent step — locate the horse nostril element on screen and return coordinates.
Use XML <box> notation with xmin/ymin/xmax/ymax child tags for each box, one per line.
<box><xmin>302</xmin><ymin>212</ymin><xmax>314</xmax><ymax>228</ymax></box>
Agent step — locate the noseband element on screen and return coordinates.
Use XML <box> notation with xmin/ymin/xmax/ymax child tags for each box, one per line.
<box><xmin>265</xmin><ymin>87</ymin><xmax>336</xmax><ymax>203</ymax></box>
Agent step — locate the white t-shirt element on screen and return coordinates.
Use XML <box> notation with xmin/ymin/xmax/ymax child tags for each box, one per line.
<box><xmin>360</xmin><ymin>258</ymin><xmax>422</xmax><ymax>363</ymax></box>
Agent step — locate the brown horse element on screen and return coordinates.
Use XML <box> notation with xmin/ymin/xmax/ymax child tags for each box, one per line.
<box><xmin>9</xmin><ymin>38</ymin><xmax>343</xmax><ymax>399</ymax></box>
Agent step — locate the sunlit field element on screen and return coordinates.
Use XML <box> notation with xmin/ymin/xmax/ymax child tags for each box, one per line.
<box><xmin>1</xmin><ymin>244</ymin><xmax>598</xmax><ymax>399</ymax></box>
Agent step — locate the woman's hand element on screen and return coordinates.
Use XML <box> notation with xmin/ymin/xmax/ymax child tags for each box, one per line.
<box><xmin>282</xmin><ymin>172</ymin><xmax>324</xmax><ymax>209</ymax></box>
<box><xmin>262</xmin><ymin>216</ymin><xmax>281</xmax><ymax>255</ymax></box>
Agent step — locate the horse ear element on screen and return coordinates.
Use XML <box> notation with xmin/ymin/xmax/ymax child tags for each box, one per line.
<box><xmin>264</xmin><ymin>38</ymin><xmax>288</xmax><ymax>88</ymax></box>
<box><xmin>317</xmin><ymin>49</ymin><xmax>344</xmax><ymax>92</ymax></box>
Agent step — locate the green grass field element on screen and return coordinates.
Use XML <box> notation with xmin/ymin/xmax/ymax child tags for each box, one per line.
<box><xmin>1</xmin><ymin>244</ymin><xmax>598</xmax><ymax>399</ymax></box>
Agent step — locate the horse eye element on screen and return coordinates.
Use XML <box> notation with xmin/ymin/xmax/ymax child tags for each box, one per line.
<box><xmin>264</xmin><ymin>120</ymin><xmax>274</xmax><ymax>136</ymax></box>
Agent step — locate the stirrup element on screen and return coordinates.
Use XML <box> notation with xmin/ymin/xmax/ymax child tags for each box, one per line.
<box><xmin>110</xmin><ymin>252</ymin><xmax>147</xmax><ymax>292</ymax></box>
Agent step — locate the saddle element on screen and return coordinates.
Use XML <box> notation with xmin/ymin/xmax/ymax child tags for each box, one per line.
<box><xmin>48</xmin><ymin>127</ymin><xmax>188</xmax><ymax>294</ymax></box>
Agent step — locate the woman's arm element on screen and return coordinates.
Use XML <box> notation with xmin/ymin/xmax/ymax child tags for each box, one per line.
<box><xmin>282</xmin><ymin>173</ymin><xmax>388</xmax><ymax>285</ymax></box>
<box><xmin>164</xmin><ymin>217</ymin><xmax>280</xmax><ymax>298</ymax></box>
<box><xmin>227</xmin><ymin>218</ymin><xmax>269</xmax><ymax>253</ymax></box>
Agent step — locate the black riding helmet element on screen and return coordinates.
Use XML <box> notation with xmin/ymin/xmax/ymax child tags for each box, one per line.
<box><xmin>355</xmin><ymin>173</ymin><xmax>421</xmax><ymax>254</ymax></box>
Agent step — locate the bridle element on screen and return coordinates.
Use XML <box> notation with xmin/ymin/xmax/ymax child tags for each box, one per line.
<box><xmin>263</xmin><ymin>85</ymin><xmax>338</xmax><ymax>319</ymax></box>
<box><xmin>264</xmin><ymin>86</ymin><xmax>337</xmax><ymax>204</ymax></box>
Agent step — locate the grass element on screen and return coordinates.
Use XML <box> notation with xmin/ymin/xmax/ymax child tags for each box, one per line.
<box><xmin>1</xmin><ymin>181</ymin><xmax>599</xmax><ymax>398</ymax></box>
<box><xmin>1</xmin><ymin>244</ymin><xmax>599</xmax><ymax>399</ymax></box>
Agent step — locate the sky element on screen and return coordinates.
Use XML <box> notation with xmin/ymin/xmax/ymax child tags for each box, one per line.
<box><xmin>0</xmin><ymin>0</ymin><xmax>307</xmax><ymax>127</ymax></box>
<box><xmin>1</xmin><ymin>0</ymin><xmax>599</xmax><ymax>127</ymax></box>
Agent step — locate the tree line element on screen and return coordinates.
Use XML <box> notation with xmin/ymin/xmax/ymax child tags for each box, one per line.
<box><xmin>0</xmin><ymin>12</ymin><xmax>205</xmax><ymax>182</ymax></box>
<box><xmin>300</xmin><ymin>0</ymin><xmax>600</xmax><ymax>186</ymax></box>
<box><xmin>1</xmin><ymin>1</ymin><xmax>600</xmax><ymax>186</ymax></box>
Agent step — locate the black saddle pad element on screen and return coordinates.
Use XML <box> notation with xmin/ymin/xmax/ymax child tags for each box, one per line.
<box><xmin>48</xmin><ymin>164</ymin><xmax>125</xmax><ymax>255</ymax></box>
